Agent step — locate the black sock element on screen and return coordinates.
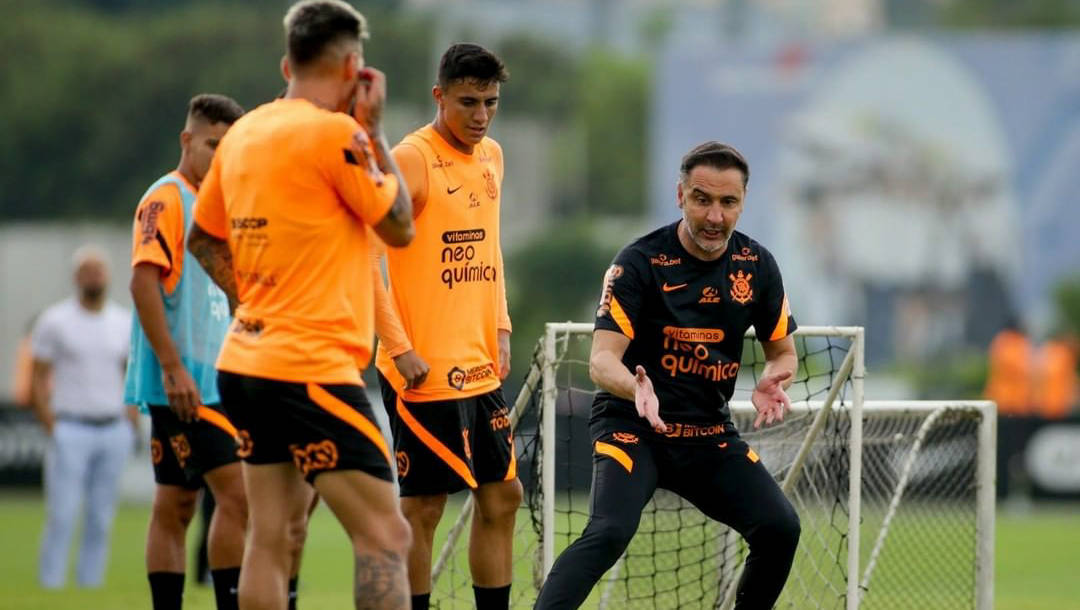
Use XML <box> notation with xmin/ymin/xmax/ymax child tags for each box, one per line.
<box><xmin>473</xmin><ymin>584</ymin><xmax>510</xmax><ymax>610</ymax></box>
<box><xmin>410</xmin><ymin>592</ymin><xmax>430</xmax><ymax>610</ymax></box>
<box><xmin>288</xmin><ymin>576</ymin><xmax>299</xmax><ymax>610</ymax></box>
<box><xmin>210</xmin><ymin>567</ymin><xmax>241</xmax><ymax>610</ymax></box>
<box><xmin>148</xmin><ymin>571</ymin><xmax>185</xmax><ymax>610</ymax></box>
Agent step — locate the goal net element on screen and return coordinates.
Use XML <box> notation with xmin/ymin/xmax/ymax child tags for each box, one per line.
<box><xmin>428</xmin><ymin>324</ymin><xmax>995</xmax><ymax>609</ymax></box>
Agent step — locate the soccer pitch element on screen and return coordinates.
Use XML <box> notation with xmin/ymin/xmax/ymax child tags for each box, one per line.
<box><xmin>1</xmin><ymin>492</ymin><xmax>1077</xmax><ymax>609</ymax></box>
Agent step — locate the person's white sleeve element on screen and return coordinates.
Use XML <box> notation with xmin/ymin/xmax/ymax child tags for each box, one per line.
<box><xmin>30</xmin><ymin>311</ymin><xmax>58</xmax><ymax>362</ymax></box>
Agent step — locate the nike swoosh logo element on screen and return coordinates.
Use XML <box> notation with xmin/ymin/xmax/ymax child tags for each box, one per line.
<box><xmin>447</xmin><ymin>185</ymin><xmax>463</xmax><ymax>194</ymax></box>
<box><xmin>662</xmin><ymin>283</ymin><xmax>688</xmax><ymax>292</ymax></box>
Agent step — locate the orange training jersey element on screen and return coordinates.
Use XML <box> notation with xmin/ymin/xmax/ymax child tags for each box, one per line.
<box><xmin>130</xmin><ymin>171</ymin><xmax>192</xmax><ymax>293</ymax></box>
<box><xmin>375</xmin><ymin>125</ymin><xmax>510</xmax><ymax>401</ymax></box>
<box><xmin>194</xmin><ymin>98</ymin><xmax>398</xmax><ymax>385</ymax></box>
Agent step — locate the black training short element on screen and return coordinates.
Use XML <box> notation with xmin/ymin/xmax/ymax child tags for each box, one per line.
<box><xmin>378</xmin><ymin>372</ymin><xmax>515</xmax><ymax>496</ymax></box>
<box><xmin>148</xmin><ymin>403</ymin><xmax>240</xmax><ymax>490</ymax></box>
<box><xmin>217</xmin><ymin>371</ymin><xmax>393</xmax><ymax>484</ymax></box>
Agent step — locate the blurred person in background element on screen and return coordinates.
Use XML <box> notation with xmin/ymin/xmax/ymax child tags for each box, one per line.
<box><xmin>124</xmin><ymin>93</ymin><xmax>247</xmax><ymax>610</ymax></box>
<box><xmin>1033</xmin><ymin>329</ymin><xmax>1078</xmax><ymax>419</ymax></box>
<box><xmin>30</xmin><ymin>245</ymin><xmax>136</xmax><ymax>589</ymax></box>
<box><xmin>984</xmin><ymin>318</ymin><xmax>1035</xmax><ymax>498</ymax></box>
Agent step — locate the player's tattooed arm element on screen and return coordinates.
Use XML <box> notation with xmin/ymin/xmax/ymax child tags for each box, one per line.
<box><xmin>187</xmin><ymin>223</ymin><xmax>239</xmax><ymax>315</ymax></box>
<box><xmin>352</xmin><ymin>66</ymin><xmax>413</xmax><ymax>246</ymax></box>
<box><xmin>370</xmin><ymin>132</ymin><xmax>414</xmax><ymax>247</ymax></box>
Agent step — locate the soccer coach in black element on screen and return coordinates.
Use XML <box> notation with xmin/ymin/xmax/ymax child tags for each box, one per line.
<box><xmin>535</xmin><ymin>142</ymin><xmax>801</xmax><ymax>609</ymax></box>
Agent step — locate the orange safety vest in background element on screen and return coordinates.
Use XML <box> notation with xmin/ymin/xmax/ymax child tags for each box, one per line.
<box><xmin>1034</xmin><ymin>340</ymin><xmax>1078</xmax><ymax>419</ymax></box>
<box><xmin>984</xmin><ymin>329</ymin><xmax>1033</xmax><ymax>416</ymax></box>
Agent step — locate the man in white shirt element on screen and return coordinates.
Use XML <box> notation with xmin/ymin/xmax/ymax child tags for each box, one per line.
<box><xmin>30</xmin><ymin>245</ymin><xmax>136</xmax><ymax>589</ymax></box>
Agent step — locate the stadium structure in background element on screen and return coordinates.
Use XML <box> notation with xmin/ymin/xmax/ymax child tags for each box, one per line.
<box><xmin>652</xmin><ymin>35</ymin><xmax>1080</xmax><ymax>364</ymax></box>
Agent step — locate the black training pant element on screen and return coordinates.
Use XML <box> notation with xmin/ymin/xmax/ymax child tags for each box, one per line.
<box><xmin>535</xmin><ymin>426</ymin><xmax>800</xmax><ymax>610</ymax></box>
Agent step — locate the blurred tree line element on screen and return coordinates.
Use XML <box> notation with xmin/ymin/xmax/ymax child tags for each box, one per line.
<box><xmin>1</xmin><ymin>0</ymin><xmax>650</xmax><ymax>395</ymax></box>
<box><xmin>889</xmin><ymin>0</ymin><xmax>1080</xmax><ymax>28</ymax></box>
<box><xmin>1</xmin><ymin>1</ymin><xmax>427</xmax><ymax>220</ymax></box>
<box><xmin>0</xmin><ymin>1</ymin><xmax>646</xmax><ymax>222</ymax></box>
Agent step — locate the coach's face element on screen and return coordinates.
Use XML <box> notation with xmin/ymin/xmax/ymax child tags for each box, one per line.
<box><xmin>677</xmin><ymin>165</ymin><xmax>745</xmax><ymax>258</ymax></box>
<box><xmin>183</xmin><ymin>120</ymin><xmax>231</xmax><ymax>187</ymax></box>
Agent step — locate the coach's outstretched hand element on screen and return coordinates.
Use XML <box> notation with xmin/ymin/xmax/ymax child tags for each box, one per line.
<box><xmin>634</xmin><ymin>365</ymin><xmax>666</xmax><ymax>433</ymax></box>
<box><xmin>751</xmin><ymin>370</ymin><xmax>792</xmax><ymax>429</ymax></box>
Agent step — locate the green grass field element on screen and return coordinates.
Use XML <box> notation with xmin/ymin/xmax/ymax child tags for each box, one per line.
<box><xmin>1</xmin><ymin>492</ymin><xmax>1077</xmax><ymax>609</ymax></box>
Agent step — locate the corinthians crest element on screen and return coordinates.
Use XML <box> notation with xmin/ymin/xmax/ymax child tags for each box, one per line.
<box><xmin>482</xmin><ymin>169</ymin><xmax>498</xmax><ymax>200</ymax></box>
<box><xmin>729</xmin><ymin>270</ymin><xmax>753</xmax><ymax>304</ymax></box>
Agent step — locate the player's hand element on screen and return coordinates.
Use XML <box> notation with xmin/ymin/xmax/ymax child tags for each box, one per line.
<box><xmin>40</xmin><ymin>412</ymin><xmax>56</xmax><ymax>437</ymax></box>
<box><xmin>352</xmin><ymin>67</ymin><xmax>386</xmax><ymax>134</ymax></box>
<box><xmin>751</xmin><ymin>370</ymin><xmax>792</xmax><ymax>429</ymax></box>
<box><xmin>393</xmin><ymin>350</ymin><xmax>430</xmax><ymax>390</ymax></box>
<box><xmin>497</xmin><ymin>329</ymin><xmax>511</xmax><ymax>380</ymax></box>
<box><xmin>162</xmin><ymin>362</ymin><xmax>200</xmax><ymax>423</ymax></box>
<box><xmin>633</xmin><ymin>365</ymin><xmax>666</xmax><ymax>432</ymax></box>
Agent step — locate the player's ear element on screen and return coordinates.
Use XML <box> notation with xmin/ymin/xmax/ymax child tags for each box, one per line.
<box><xmin>281</xmin><ymin>55</ymin><xmax>291</xmax><ymax>82</ymax></box>
<box><xmin>676</xmin><ymin>180</ymin><xmax>685</xmax><ymax>208</ymax></box>
<box><xmin>179</xmin><ymin>130</ymin><xmax>192</xmax><ymax>151</ymax></box>
<box><xmin>344</xmin><ymin>51</ymin><xmax>359</xmax><ymax>80</ymax></box>
<box><xmin>432</xmin><ymin>85</ymin><xmax>443</xmax><ymax>106</ymax></box>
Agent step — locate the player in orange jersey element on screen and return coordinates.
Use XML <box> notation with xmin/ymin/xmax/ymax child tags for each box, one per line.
<box><xmin>186</xmin><ymin>1</ymin><xmax>415</xmax><ymax>608</ymax></box>
<box><xmin>373</xmin><ymin>44</ymin><xmax>519</xmax><ymax>610</ymax></box>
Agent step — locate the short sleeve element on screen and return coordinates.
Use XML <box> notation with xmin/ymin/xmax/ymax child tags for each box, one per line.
<box><xmin>30</xmin><ymin>311</ymin><xmax>58</xmax><ymax>363</ymax></box>
<box><xmin>752</xmin><ymin>250</ymin><xmax>798</xmax><ymax>343</ymax></box>
<box><xmin>131</xmin><ymin>183</ymin><xmax>185</xmax><ymax>274</ymax></box>
<box><xmin>594</xmin><ymin>247</ymin><xmax>647</xmax><ymax>340</ymax></box>
<box><xmin>194</xmin><ymin>153</ymin><xmax>228</xmax><ymax>239</ymax></box>
<box><xmin>326</xmin><ymin>118</ymin><xmax>399</xmax><ymax>227</ymax></box>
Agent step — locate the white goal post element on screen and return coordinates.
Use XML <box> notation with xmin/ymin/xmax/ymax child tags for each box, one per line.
<box><xmin>429</xmin><ymin>323</ymin><xmax>996</xmax><ymax>609</ymax></box>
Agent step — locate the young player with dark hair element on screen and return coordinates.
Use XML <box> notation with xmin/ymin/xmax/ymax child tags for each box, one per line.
<box><xmin>373</xmin><ymin>43</ymin><xmax>519</xmax><ymax>610</ymax></box>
